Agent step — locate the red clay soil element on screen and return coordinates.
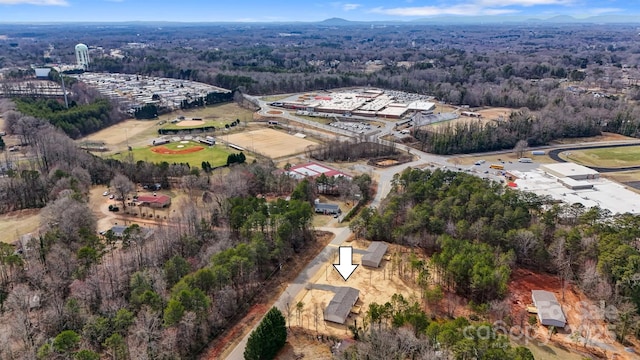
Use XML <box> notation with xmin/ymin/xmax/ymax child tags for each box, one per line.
<box><xmin>507</xmin><ymin>268</ymin><xmax>635</xmax><ymax>359</ymax></box>
<box><xmin>150</xmin><ymin>145</ymin><xmax>204</xmax><ymax>155</ymax></box>
<box><xmin>267</xmin><ymin>110</ymin><xmax>283</xmax><ymax>115</ymax></box>
<box><xmin>202</xmin><ymin>303</ymin><xmax>268</xmax><ymax>359</ymax></box>
<box><xmin>508</xmin><ymin>268</ymin><xmax>564</xmax><ymax>320</ymax></box>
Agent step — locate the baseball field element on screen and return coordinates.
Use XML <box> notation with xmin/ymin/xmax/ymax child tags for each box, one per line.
<box><xmin>111</xmin><ymin>141</ymin><xmax>233</xmax><ymax>166</ymax></box>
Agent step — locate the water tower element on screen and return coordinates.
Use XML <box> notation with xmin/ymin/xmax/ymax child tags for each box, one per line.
<box><xmin>75</xmin><ymin>43</ymin><xmax>90</xmax><ymax>69</ymax></box>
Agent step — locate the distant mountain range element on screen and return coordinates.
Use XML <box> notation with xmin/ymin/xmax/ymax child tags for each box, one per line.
<box><xmin>4</xmin><ymin>15</ymin><xmax>640</xmax><ymax>26</ymax></box>
<box><xmin>318</xmin><ymin>15</ymin><xmax>640</xmax><ymax>25</ymax></box>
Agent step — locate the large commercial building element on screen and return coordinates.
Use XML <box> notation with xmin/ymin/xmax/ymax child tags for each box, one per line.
<box><xmin>540</xmin><ymin>163</ymin><xmax>600</xmax><ymax>181</ymax></box>
<box><xmin>277</xmin><ymin>89</ymin><xmax>435</xmax><ymax>119</ymax></box>
<box><xmin>515</xmin><ymin>166</ymin><xmax>640</xmax><ymax>214</ymax></box>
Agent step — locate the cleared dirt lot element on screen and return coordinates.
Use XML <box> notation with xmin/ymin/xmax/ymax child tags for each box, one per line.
<box><xmin>507</xmin><ymin>268</ymin><xmax>634</xmax><ymax>360</ymax></box>
<box><xmin>292</xmin><ymin>240</ymin><xmax>419</xmax><ymax>337</ymax></box>
<box><xmin>225</xmin><ymin>128</ymin><xmax>318</xmax><ymax>158</ymax></box>
<box><xmin>80</xmin><ymin>118</ymin><xmax>159</xmax><ymax>147</ymax></box>
<box><xmin>476</xmin><ymin>107</ymin><xmax>513</xmax><ymax>120</ymax></box>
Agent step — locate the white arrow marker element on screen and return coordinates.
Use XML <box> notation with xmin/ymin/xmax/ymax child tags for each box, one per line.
<box><xmin>333</xmin><ymin>246</ymin><xmax>358</xmax><ymax>281</ymax></box>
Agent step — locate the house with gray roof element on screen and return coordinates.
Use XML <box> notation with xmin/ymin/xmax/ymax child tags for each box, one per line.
<box><xmin>531</xmin><ymin>290</ymin><xmax>567</xmax><ymax>327</ymax></box>
<box><xmin>315</xmin><ymin>202</ymin><xmax>341</xmax><ymax>215</ymax></box>
<box><xmin>324</xmin><ymin>287</ymin><xmax>360</xmax><ymax>324</ymax></box>
<box><xmin>361</xmin><ymin>242</ymin><xmax>388</xmax><ymax>268</ymax></box>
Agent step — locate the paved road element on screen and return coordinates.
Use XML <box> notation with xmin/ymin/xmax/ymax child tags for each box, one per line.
<box><xmin>224</xmin><ymin>225</ymin><xmax>352</xmax><ymax>360</ymax></box>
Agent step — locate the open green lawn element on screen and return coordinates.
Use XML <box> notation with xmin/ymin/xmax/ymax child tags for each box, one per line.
<box><xmin>111</xmin><ymin>142</ymin><xmax>233</xmax><ymax>166</ymax></box>
<box><xmin>562</xmin><ymin>145</ymin><xmax>640</xmax><ymax>167</ymax></box>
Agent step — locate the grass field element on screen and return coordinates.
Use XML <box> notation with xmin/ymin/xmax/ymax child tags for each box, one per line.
<box><xmin>0</xmin><ymin>209</ymin><xmax>40</xmax><ymax>244</ymax></box>
<box><xmin>111</xmin><ymin>141</ymin><xmax>234</xmax><ymax>166</ymax></box>
<box><xmin>562</xmin><ymin>145</ymin><xmax>640</xmax><ymax>167</ymax></box>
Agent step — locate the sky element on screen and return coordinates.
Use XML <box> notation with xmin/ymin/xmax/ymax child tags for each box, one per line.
<box><xmin>0</xmin><ymin>0</ymin><xmax>637</xmax><ymax>23</ymax></box>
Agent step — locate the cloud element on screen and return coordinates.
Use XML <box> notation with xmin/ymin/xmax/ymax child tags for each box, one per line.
<box><xmin>371</xmin><ymin>0</ymin><xmax>577</xmax><ymax>17</ymax></box>
<box><xmin>342</xmin><ymin>3</ymin><xmax>361</xmax><ymax>11</ymax></box>
<box><xmin>0</xmin><ymin>0</ymin><xmax>68</xmax><ymax>5</ymax></box>
<box><xmin>330</xmin><ymin>2</ymin><xmax>361</xmax><ymax>11</ymax></box>
<box><xmin>587</xmin><ymin>7</ymin><xmax>623</xmax><ymax>15</ymax></box>
<box><xmin>477</xmin><ymin>0</ymin><xmax>575</xmax><ymax>6</ymax></box>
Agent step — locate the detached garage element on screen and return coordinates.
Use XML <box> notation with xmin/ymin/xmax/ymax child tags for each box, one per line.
<box><xmin>324</xmin><ymin>287</ymin><xmax>360</xmax><ymax>324</ymax></box>
<box><xmin>361</xmin><ymin>242</ymin><xmax>388</xmax><ymax>268</ymax></box>
<box><xmin>531</xmin><ymin>290</ymin><xmax>567</xmax><ymax>327</ymax></box>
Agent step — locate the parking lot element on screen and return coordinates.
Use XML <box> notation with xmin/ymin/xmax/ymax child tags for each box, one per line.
<box><xmin>328</xmin><ymin>121</ymin><xmax>374</xmax><ymax>134</ymax></box>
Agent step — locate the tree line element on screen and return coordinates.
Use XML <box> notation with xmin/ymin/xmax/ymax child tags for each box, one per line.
<box><xmin>13</xmin><ymin>98</ymin><xmax>122</xmax><ymax>139</ymax></box>
<box><xmin>414</xmin><ymin>89</ymin><xmax>630</xmax><ymax>154</ymax></box>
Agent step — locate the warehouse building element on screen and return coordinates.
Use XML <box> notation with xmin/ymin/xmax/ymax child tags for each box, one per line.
<box><xmin>540</xmin><ymin>163</ymin><xmax>600</xmax><ymax>180</ymax></box>
<box><xmin>324</xmin><ymin>287</ymin><xmax>360</xmax><ymax>324</ymax></box>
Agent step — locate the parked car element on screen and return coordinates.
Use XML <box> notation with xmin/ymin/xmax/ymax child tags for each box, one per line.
<box><xmin>102</xmin><ymin>191</ymin><xmax>109</xmax><ymax>196</ymax></box>
<box><xmin>109</xmin><ymin>194</ymin><xmax>115</xmax><ymax>199</ymax></box>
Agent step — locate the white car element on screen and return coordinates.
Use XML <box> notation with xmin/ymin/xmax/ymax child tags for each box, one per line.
<box><xmin>102</xmin><ymin>191</ymin><xmax>109</xmax><ymax>196</ymax></box>
<box><xmin>109</xmin><ymin>194</ymin><xmax>115</xmax><ymax>199</ymax></box>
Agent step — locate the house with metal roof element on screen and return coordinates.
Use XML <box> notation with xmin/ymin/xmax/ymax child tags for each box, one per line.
<box><xmin>137</xmin><ymin>194</ymin><xmax>171</xmax><ymax>208</ymax></box>
<box><xmin>361</xmin><ymin>242</ymin><xmax>388</xmax><ymax>268</ymax></box>
<box><xmin>315</xmin><ymin>203</ymin><xmax>341</xmax><ymax>215</ymax></box>
<box><xmin>324</xmin><ymin>287</ymin><xmax>360</xmax><ymax>324</ymax></box>
<box><xmin>531</xmin><ymin>290</ymin><xmax>567</xmax><ymax>327</ymax></box>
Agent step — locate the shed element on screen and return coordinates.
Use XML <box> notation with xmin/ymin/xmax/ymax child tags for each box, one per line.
<box><xmin>110</xmin><ymin>225</ymin><xmax>127</xmax><ymax>237</ymax></box>
<box><xmin>361</xmin><ymin>242</ymin><xmax>388</xmax><ymax>268</ymax></box>
<box><xmin>324</xmin><ymin>287</ymin><xmax>360</xmax><ymax>324</ymax></box>
<box><xmin>531</xmin><ymin>290</ymin><xmax>567</xmax><ymax>327</ymax></box>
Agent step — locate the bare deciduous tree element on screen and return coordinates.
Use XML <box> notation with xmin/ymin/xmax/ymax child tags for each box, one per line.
<box><xmin>514</xmin><ymin>139</ymin><xmax>528</xmax><ymax>159</ymax></box>
<box><xmin>110</xmin><ymin>173</ymin><xmax>136</xmax><ymax>210</ymax></box>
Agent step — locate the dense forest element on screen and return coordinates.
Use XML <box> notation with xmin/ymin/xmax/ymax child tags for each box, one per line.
<box><xmin>14</xmin><ymin>98</ymin><xmax>114</xmax><ymax>139</ymax></box>
<box><xmin>351</xmin><ymin>168</ymin><xmax>640</xmax><ymax>341</ymax></box>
